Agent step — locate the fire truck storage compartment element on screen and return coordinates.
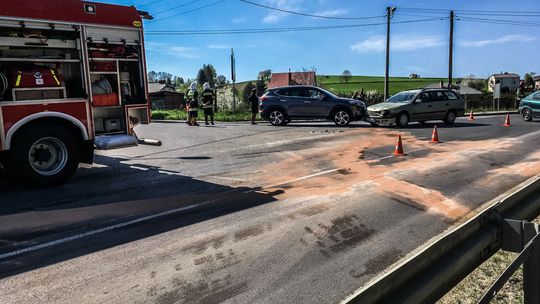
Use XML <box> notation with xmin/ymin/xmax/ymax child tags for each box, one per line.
<box><xmin>0</xmin><ymin>26</ymin><xmax>85</xmax><ymax>102</ymax></box>
<box><xmin>86</xmin><ymin>27</ymin><xmax>147</xmax><ymax>106</ymax></box>
<box><xmin>93</xmin><ymin>107</ymin><xmax>125</xmax><ymax>134</ymax></box>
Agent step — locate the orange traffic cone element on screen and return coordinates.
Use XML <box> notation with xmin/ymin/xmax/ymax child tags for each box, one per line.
<box><xmin>430</xmin><ymin>125</ymin><xmax>440</xmax><ymax>143</ymax></box>
<box><xmin>393</xmin><ymin>134</ymin><xmax>405</xmax><ymax>156</ymax></box>
<box><xmin>502</xmin><ymin>113</ymin><xmax>511</xmax><ymax>127</ymax></box>
<box><xmin>468</xmin><ymin>111</ymin><xmax>475</xmax><ymax>120</ymax></box>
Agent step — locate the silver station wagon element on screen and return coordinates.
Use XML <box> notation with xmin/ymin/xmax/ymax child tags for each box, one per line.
<box><xmin>367</xmin><ymin>88</ymin><xmax>465</xmax><ymax>127</ymax></box>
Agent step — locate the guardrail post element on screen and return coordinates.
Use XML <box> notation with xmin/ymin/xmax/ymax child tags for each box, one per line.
<box><xmin>523</xmin><ymin>223</ymin><xmax>540</xmax><ymax>304</ymax></box>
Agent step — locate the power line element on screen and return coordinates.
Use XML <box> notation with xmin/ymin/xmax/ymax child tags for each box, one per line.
<box><xmin>399</xmin><ymin>7</ymin><xmax>540</xmax><ymax>17</ymax></box>
<box><xmin>145</xmin><ymin>18</ymin><xmax>445</xmax><ymax>35</ymax></box>
<box><xmin>149</xmin><ymin>0</ymin><xmax>228</xmax><ymax>23</ymax></box>
<box><xmin>399</xmin><ymin>7</ymin><xmax>540</xmax><ymax>14</ymax></box>
<box><xmin>457</xmin><ymin>17</ymin><xmax>540</xmax><ymax>27</ymax></box>
<box><xmin>152</xmin><ymin>0</ymin><xmax>202</xmax><ymax>16</ymax></box>
<box><xmin>238</xmin><ymin>0</ymin><xmax>384</xmax><ymax>20</ymax></box>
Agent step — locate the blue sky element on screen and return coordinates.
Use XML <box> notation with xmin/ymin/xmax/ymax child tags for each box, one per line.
<box><xmin>104</xmin><ymin>0</ymin><xmax>539</xmax><ymax>81</ymax></box>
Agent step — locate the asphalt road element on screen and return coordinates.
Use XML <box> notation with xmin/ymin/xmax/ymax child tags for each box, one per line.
<box><xmin>1</xmin><ymin>114</ymin><xmax>540</xmax><ymax>304</ymax></box>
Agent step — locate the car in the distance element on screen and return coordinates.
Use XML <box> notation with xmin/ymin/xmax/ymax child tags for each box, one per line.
<box><xmin>367</xmin><ymin>88</ymin><xmax>465</xmax><ymax>127</ymax></box>
<box><xmin>259</xmin><ymin>86</ymin><xmax>367</xmax><ymax>126</ymax></box>
<box><xmin>518</xmin><ymin>91</ymin><xmax>540</xmax><ymax>121</ymax></box>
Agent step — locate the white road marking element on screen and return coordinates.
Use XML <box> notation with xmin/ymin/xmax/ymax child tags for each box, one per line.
<box><xmin>0</xmin><ymin>200</ymin><xmax>216</xmax><ymax>260</ymax></box>
<box><xmin>158</xmin><ymin>170</ymin><xmax>183</xmax><ymax>176</ymax></box>
<box><xmin>129</xmin><ymin>165</ymin><xmax>149</xmax><ymax>171</ymax></box>
<box><xmin>250</xmin><ymin>168</ymin><xmax>341</xmax><ymax>191</ymax></box>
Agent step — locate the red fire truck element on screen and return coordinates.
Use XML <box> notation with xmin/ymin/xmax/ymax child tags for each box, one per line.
<box><xmin>0</xmin><ymin>0</ymin><xmax>153</xmax><ymax>186</ymax></box>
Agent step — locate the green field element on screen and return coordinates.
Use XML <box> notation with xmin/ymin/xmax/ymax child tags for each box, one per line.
<box><xmin>318</xmin><ymin>75</ymin><xmax>446</xmax><ymax>96</ymax></box>
<box><xmin>230</xmin><ymin>75</ymin><xmax>448</xmax><ymax>97</ymax></box>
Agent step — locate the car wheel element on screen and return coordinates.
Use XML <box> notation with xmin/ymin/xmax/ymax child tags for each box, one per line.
<box><xmin>269</xmin><ymin>109</ymin><xmax>286</xmax><ymax>126</ymax></box>
<box><xmin>522</xmin><ymin>108</ymin><xmax>533</xmax><ymax>121</ymax></box>
<box><xmin>444</xmin><ymin>110</ymin><xmax>457</xmax><ymax>125</ymax></box>
<box><xmin>7</xmin><ymin>123</ymin><xmax>80</xmax><ymax>187</ymax></box>
<box><xmin>333</xmin><ymin>109</ymin><xmax>351</xmax><ymax>126</ymax></box>
<box><xmin>370</xmin><ymin>122</ymin><xmax>379</xmax><ymax>127</ymax></box>
<box><xmin>395</xmin><ymin>112</ymin><xmax>409</xmax><ymax>128</ymax></box>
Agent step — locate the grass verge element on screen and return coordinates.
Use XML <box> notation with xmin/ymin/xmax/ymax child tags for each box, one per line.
<box><xmin>152</xmin><ymin>110</ymin><xmax>262</xmax><ymax>122</ymax></box>
<box><xmin>438</xmin><ymin>217</ymin><xmax>540</xmax><ymax>303</ymax></box>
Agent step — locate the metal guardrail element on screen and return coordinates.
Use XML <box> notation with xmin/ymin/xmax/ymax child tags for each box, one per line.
<box><xmin>343</xmin><ymin>176</ymin><xmax>540</xmax><ymax>304</ymax></box>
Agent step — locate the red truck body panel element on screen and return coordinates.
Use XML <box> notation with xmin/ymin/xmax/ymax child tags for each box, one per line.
<box><xmin>0</xmin><ymin>0</ymin><xmax>142</xmax><ymax>28</ymax></box>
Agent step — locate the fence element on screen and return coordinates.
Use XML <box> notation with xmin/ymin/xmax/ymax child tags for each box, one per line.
<box><xmin>343</xmin><ymin>176</ymin><xmax>540</xmax><ymax>304</ymax></box>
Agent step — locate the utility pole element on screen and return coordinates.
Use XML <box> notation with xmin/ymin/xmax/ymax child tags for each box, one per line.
<box><xmin>384</xmin><ymin>7</ymin><xmax>395</xmax><ymax>100</ymax></box>
<box><xmin>231</xmin><ymin>48</ymin><xmax>236</xmax><ymax>112</ymax></box>
<box><xmin>448</xmin><ymin>10</ymin><xmax>454</xmax><ymax>88</ymax></box>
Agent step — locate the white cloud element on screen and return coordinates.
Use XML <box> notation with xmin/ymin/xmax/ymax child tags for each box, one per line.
<box><xmin>145</xmin><ymin>42</ymin><xmax>199</xmax><ymax>59</ymax></box>
<box><xmin>263</xmin><ymin>12</ymin><xmax>286</xmax><ymax>23</ymax></box>
<box><xmin>231</xmin><ymin>17</ymin><xmax>247</xmax><ymax>24</ymax></box>
<box><xmin>313</xmin><ymin>8</ymin><xmax>348</xmax><ymax>17</ymax></box>
<box><xmin>459</xmin><ymin>34</ymin><xmax>536</xmax><ymax>47</ymax></box>
<box><xmin>259</xmin><ymin>0</ymin><xmax>348</xmax><ymax>23</ymax></box>
<box><xmin>206</xmin><ymin>44</ymin><xmax>230</xmax><ymax>49</ymax></box>
<box><xmin>350</xmin><ymin>35</ymin><xmax>445</xmax><ymax>53</ymax></box>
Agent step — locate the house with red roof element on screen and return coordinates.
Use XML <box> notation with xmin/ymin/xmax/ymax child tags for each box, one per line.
<box><xmin>268</xmin><ymin>71</ymin><xmax>317</xmax><ymax>88</ymax></box>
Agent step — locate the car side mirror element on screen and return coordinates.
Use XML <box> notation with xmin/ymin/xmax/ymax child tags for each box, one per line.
<box><xmin>415</xmin><ymin>99</ymin><xmax>423</xmax><ymax>104</ymax></box>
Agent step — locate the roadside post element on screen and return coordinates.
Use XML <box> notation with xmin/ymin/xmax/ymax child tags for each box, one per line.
<box><xmin>494</xmin><ymin>83</ymin><xmax>501</xmax><ymax>110</ymax></box>
<box><xmin>231</xmin><ymin>48</ymin><xmax>237</xmax><ymax>113</ymax></box>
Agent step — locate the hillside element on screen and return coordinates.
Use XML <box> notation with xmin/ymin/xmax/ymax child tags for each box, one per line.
<box><xmin>231</xmin><ymin>75</ymin><xmax>448</xmax><ymax>96</ymax></box>
<box><xmin>318</xmin><ymin>75</ymin><xmax>446</xmax><ymax>95</ymax></box>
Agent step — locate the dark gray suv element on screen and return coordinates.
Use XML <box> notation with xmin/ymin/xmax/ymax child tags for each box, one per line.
<box><xmin>259</xmin><ymin>86</ymin><xmax>366</xmax><ymax>126</ymax></box>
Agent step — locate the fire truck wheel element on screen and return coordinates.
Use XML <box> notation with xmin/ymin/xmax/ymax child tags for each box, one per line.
<box><xmin>8</xmin><ymin>123</ymin><xmax>80</xmax><ymax>187</ymax></box>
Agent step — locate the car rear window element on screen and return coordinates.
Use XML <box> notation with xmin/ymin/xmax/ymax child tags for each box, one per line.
<box><xmin>429</xmin><ymin>91</ymin><xmax>448</xmax><ymax>101</ymax></box>
<box><xmin>287</xmin><ymin>88</ymin><xmax>307</xmax><ymax>97</ymax></box>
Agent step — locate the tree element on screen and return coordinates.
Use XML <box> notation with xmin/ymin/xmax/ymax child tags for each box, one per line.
<box><xmin>468</xmin><ymin>80</ymin><xmax>484</xmax><ymax>91</ymax></box>
<box><xmin>341</xmin><ymin>70</ymin><xmax>352</xmax><ymax>83</ymax></box>
<box><xmin>203</xmin><ymin>64</ymin><xmax>217</xmax><ymax>87</ymax></box>
<box><xmin>255</xmin><ymin>79</ymin><xmax>267</xmax><ymax>96</ymax></box>
<box><xmin>525</xmin><ymin>73</ymin><xmax>535</xmax><ymax>88</ymax></box>
<box><xmin>242</xmin><ymin>82</ymin><xmax>254</xmax><ymax>103</ymax></box>
<box><xmin>258</xmin><ymin>69</ymin><xmax>272</xmax><ymax>82</ymax></box>
<box><xmin>216</xmin><ymin>75</ymin><xmax>227</xmax><ymax>86</ymax></box>
<box><xmin>197</xmin><ymin>68</ymin><xmax>208</xmax><ymax>86</ymax></box>
<box><xmin>175</xmin><ymin>77</ymin><xmax>184</xmax><ymax>87</ymax></box>
<box><xmin>147</xmin><ymin>71</ymin><xmax>157</xmax><ymax>83</ymax></box>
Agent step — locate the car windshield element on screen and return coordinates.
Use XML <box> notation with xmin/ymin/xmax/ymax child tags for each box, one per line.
<box><xmin>387</xmin><ymin>91</ymin><xmax>419</xmax><ymax>103</ymax></box>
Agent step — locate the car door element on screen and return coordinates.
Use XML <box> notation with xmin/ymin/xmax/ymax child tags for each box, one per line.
<box><xmin>410</xmin><ymin>92</ymin><xmax>433</xmax><ymax>121</ymax></box>
<box><xmin>281</xmin><ymin>87</ymin><xmax>308</xmax><ymax>117</ymax></box>
<box><xmin>429</xmin><ymin>91</ymin><xmax>450</xmax><ymax>119</ymax></box>
<box><xmin>531</xmin><ymin>92</ymin><xmax>540</xmax><ymax>116</ymax></box>
<box><xmin>303</xmin><ymin>88</ymin><xmax>332</xmax><ymax>117</ymax></box>
<box><xmin>444</xmin><ymin>91</ymin><xmax>464</xmax><ymax>114</ymax></box>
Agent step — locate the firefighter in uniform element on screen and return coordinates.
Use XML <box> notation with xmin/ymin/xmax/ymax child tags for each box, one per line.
<box><xmin>186</xmin><ymin>81</ymin><xmax>199</xmax><ymax>126</ymax></box>
<box><xmin>201</xmin><ymin>82</ymin><xmax>215</xmax><ymax>125</ymax></box>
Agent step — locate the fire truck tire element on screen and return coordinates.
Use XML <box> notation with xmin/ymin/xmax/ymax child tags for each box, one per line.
<box><xmin>7</xmin><ymin>123</ymin><xmax>80</xmax><ymax>187</ymax></box>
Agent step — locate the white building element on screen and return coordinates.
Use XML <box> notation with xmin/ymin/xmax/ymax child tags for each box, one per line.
<box><xmin>487</xmin><ymin>73</ymin><xmax>520</xmax><ymax>92</ymax></box>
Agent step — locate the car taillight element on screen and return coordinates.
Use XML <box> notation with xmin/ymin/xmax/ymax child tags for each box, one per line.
<box><xmin>259</xmin><ymin>96</ymin><xmax>267</xmax><ymax>102</ymax></box>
